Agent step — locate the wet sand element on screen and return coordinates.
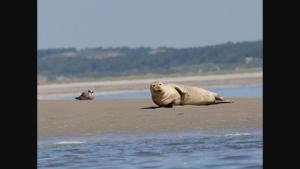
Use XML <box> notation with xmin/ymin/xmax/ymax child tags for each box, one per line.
<box><xmin>38</xmin><ymin>98</ymin><xmax>262</xmax><ymax>138</ymax></box>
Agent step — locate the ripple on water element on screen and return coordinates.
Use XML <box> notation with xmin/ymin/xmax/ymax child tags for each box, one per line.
<box><xmin>38</xmin><ymin>131</ymin><xmax>262</xmax><ymax>169</ymax></box>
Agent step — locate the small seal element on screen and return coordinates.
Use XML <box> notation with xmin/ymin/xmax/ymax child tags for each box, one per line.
<box><xmin>150</xmin><ymin>81</ymin><xmax>233</xmax><ymax>107</ymax></box>
<box><xmin>75</xmin><ymin>90</ymin><xmax>95</xmax><ymax>100</ymax></box>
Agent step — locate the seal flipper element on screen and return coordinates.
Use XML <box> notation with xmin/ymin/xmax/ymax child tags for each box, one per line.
<box><xmin>212</xmin><ymin>93</ymin><xmax>234</xmax><ymax>104</ymax></box>
<box><xmin>214</xmin><ymin>99</ymin><xmax>234</xmax><ymax>104</ymax></box>
<box><xmin>215</xmin><ymin>95</ymin><xmax>225</xmax><ymax>100</ymax></box>
<box><xmin>165</xmin><ymin>103</ymin><xmax>174</xmax><ymax>108</ymax></box>
<box><xmin>172</xmin><ymin>84</ymin><xmax>187</xmax><ymax>95</ymax></box>
<box><xmin>172</xmin><ymin>85</ymin><xmax>188</xmax><ymax>105</ymax></box>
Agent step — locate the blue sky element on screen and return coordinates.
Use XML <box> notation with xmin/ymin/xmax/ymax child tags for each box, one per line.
<box><xmin>38</xmin><ymin>0</ymin><xmax>262</xmax><ymax>49</ymax></box>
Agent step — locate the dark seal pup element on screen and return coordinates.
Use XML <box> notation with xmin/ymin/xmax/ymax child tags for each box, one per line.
<box><xmin>75</xmin><ymin>90</ymin><xmax>95</xmax><ymax>100</ymax></box>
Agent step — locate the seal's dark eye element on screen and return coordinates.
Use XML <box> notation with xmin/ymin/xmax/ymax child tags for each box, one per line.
<box><xmin>159</xmin><ymin>84</ymin><xmax>161</xmax><ymax>85</ymax></box>
<box><xmin>152</xmin><ymin>85</ymin><xmax>155</xmax><ymax>87</ymax></box>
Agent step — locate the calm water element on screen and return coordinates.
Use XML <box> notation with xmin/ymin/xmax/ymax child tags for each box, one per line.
<box><xmin>42</xmin><ymin>84</ymin><xmax>262</xmax><ymax>100</ymax></box>
<box><xmin>38</xmin><ymin>130</ymin><xmax>262</xmax><ymax>169</ymax></box>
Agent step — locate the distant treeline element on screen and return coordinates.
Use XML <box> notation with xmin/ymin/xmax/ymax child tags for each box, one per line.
<box><xmin>38</xmin><ymin>40</ymin><xmax>262</xmax><ymax>80</ymax></box>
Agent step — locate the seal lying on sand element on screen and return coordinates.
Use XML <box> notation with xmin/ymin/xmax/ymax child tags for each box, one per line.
<box><xmin>75</xmin><ymin>90</ymin><xmax>95</xmax><ymax>100</ymax></box>
<box><xmin>150</xmin><ymin>81</ymin><xmax>233</xmax><ymax>107</ymax></box>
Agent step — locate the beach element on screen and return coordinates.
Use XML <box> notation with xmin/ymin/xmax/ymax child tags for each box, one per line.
<box><xmin>38</xmin><ymin>98</ymin><xmax>262</xmax><ymax>138</ymax></box>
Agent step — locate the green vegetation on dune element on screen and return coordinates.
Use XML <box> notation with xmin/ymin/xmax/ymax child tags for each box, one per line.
<box><xmin>38</xmin><ymin>40</ymin><xmax>262</xmax><ymax>82</ymax></box>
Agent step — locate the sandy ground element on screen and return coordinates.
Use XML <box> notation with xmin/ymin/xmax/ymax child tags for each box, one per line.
<box><xmin>38</xmin><ymin>98</ymin><xmax>262</xmax><ymax>138</ymax></box>
<box><xmin>38</xmin><ymin>72</ymin><xmax>262</xmax><ymax>99</ymax></box>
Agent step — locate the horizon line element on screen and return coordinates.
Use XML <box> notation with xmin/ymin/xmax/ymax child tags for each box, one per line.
<box><xmin>38</xmin><ymin>39</ymin><xmax>262</xmax><ymax>51</ymax></box>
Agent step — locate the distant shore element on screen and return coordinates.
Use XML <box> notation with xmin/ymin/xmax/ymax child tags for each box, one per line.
<box><xmin>38</xmin><ymin>71</ymin><xmax>262</xmax><ymax>99</ymax></box>
<box><xmin>38</xmin><ymin>98</ymin><xmax>262</xmax><ymax>138</ymax></box>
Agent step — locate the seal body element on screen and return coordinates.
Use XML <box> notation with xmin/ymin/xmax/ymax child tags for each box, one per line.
<box><xmin>75</xmin><ymin>90</ymin><xmax>95</xmax><ymax>100</ymax></box>
<box><xmin>178</xmin><ymin>86</ymin><xmax>216</xmax><ymax>105</ymax></box>
<box><xmin>150</xmin><ymin>81</ymin><xmax>231</xmax><ymax>107</ymax></box>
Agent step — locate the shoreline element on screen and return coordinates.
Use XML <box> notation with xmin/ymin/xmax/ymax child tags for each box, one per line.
<box><xmin>38</xmin><ymin>71</ymin><xmax>262</xmax><ymax>98</ymax></box>
<box><xmin>39</xmin><ymin>128</ymin><xmax>262</xmax><ymax>142</ymax></box>
<box><xmin>38</xmin><ymin>83</ymin><xmax>262</xmax><ymax>100</ymax></box>
<box><xmin>38</xmin><ymin>98</ymin><xmax>262</xmax><ymax>139</ymax></box>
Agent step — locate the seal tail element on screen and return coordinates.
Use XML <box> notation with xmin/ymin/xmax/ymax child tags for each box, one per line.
<box><xmin>213</xmin><ymin>93</ymin><xmax>234</xmax><ymax>104</ymax></box>
<box><xmin>215</xmin><ymin>95</ymin><xmax>225</xmax><ymax>100</ymax></box>
<box><xmin>214</xmin><ymin>99</ymin><xmax>234</xmax><ymax>104</ymax></box>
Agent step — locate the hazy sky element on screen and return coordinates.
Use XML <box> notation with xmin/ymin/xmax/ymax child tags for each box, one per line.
<box><xmin>38</xmin><ymin>0</ymin><xmax>262</xmax><ymax>49</ymax></box>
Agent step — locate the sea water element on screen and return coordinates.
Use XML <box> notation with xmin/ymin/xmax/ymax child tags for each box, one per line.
<box><xmin>41</xmin><ymin>84</ymin><xmax>262</xmax><ymax>100</ymax></box>
<box><xmin>38</xmin><ymin>129</ymin><xmax>262</xmax><ymax>169</ymax></box>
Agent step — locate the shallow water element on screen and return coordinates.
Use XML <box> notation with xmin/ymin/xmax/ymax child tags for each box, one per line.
<box><xmin>42</xmin><ymin>84</ymin><xmax>262</xmax><ymax>100</ymax></box>
<box><xmin>38</xmin><ymin>129</ymin><xmax>262</xmax><ymax>169</ymax></box>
